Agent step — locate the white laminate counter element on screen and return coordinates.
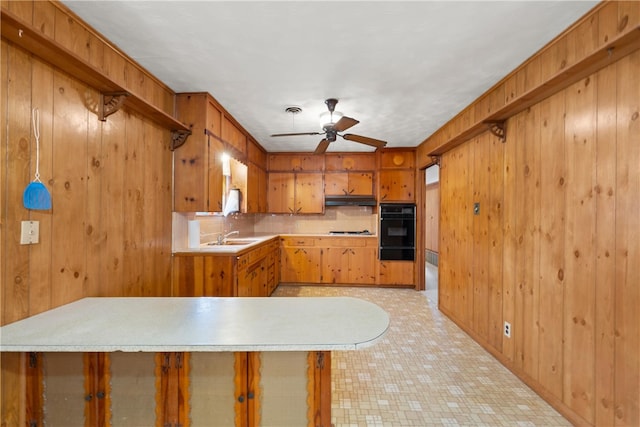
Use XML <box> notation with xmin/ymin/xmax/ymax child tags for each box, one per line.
<box><xmin>0</xmin><ymin>297</ymin><xmax>389</xmax><ymax>353</ymax></box>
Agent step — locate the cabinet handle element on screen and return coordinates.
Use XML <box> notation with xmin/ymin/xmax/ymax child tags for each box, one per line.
<box><xmin>247</xmin><ymin>391</ymin><xmax>255</xmax><ymax>399</ymax></box>
<box><xmin>84</xmin><ymin>394</ymin><xmax>93</xmax><ymax>402</ymax></box>
<box><xmin>238</xmin><ymin>394</ymin><xmax>245</xmax><ymax>403</ymax></box>
<box><xmin>96</xmin><ymin>391</ymin><xmax>105</xmax><ymax>399</ymax></box>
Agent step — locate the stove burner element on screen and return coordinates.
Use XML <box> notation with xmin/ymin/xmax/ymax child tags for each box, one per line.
<box><xmin>329</xmin><ymin>230</ymin><xmax>371</xmax><ymax>235</ymax></box>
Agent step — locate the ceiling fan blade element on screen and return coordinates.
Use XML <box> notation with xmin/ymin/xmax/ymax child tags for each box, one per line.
<box><xmin>314</xmin><ymin>138</ymin><xmax>331</xmax><ymax>154</ymax></box>
<box><xmin>342</xmin><ymin>133</ymin><xmax>387</xmax><ymax>148</ymax></box>
<box><xmin>333</xmin><ymin>116</ymin><xmax>359</xmax><ymax>132</ymax></box>
<box><xmin>271</xmin><ymin>132</ymin><xmax>323</xmax><ymax>137</ymax></box>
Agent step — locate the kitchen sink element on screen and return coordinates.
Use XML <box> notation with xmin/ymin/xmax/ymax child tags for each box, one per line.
<box><xmin>205</xmin><ymin>239</ymin><xmax>259</xmax><ymax>246</ymax></box>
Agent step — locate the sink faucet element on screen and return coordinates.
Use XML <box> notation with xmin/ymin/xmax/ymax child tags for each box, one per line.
<box><xmin>218</xmin><ymin>230</ymin><xmax>239</xmax><ymax>245</ymax></box>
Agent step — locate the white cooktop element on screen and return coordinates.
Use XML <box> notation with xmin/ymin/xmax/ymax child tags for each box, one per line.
<box><xmin>0</xmin><ymin>297</ymin><xmax>389</xmax><ymax>353</ymax></box>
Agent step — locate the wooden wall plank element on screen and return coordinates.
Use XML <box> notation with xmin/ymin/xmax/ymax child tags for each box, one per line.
<box><xmin>101</xmin><ymin>111</ymin><xmax>125</xmax><ymax>297</ymax></box>
<box><xmin>28</xmin><ymin>57</ymin><xmax>54</xmax><ymax>316</ymax></box>
<box><xmin>438</xmin><ymin>153</ymin><xmax>452</xmax><ymax>312</ymax></box>
<box><xmin>85</xmin><ymin>86</ymin><xmax>104</xmax><ymax>298</ymax></box>
<box><xmin>50</xmin><ymin>72</ymin><xmax>88</xmax><ymax>307</ymax></box>
<box><xmin>4</xmin><ymin>45</ymin><xmax>32</xmax><ymax>324</ymax></box>
<box><xmin>513</xmin><ymin>110</ymin><xmax>527</xmax><ymax>371</ymax></box>
<box><xmin>614</xmin><ymin>50</ymin><xmax>640</xmax><ymax>427</ymax></box>
<box><xmin>593</xmin><ymin>59</ymin><xmax>616</xmax><ymax>427</ymax></box>
<box><xmin>487</xmin><ymin>133</ymin><xmax>504</xmax><ymax>352</ymax></box>
<box><xmin>472</xmin><ymin>133</ymin><xmax>490</xmax><ymax>340</ymax></box>
<box><xmin>501</xmin><ymin>114</ymin><xmax>517</xmax><ymax>363</ymax></box>
<box><xmin>562</xmin><ymin>75</ymin><xmax>597</xmax><ymax>424</ymax></box>
<box><xmin>537</xmin><ymin>91</ymin><xmax>566</xmax><ymax>400</ymax></box>
<box><xmin>122</xmin><ymin>111</ymin><xmax>144</xmax><ymax>296</ymax></box>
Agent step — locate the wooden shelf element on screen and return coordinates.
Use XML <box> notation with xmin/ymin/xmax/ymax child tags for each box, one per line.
<box><xmin>1</xmin><ymin>9</ymin><xmax>190</xmax><ymax>134</ymax></box>
<box><xmin>427</xmin><ymin>24</ymin><xmax>640</xmax><ymax>156</ymax></box>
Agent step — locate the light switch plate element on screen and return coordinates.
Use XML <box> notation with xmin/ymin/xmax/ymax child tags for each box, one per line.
<box><xmin>20</xmin><ymin>221</ymin><xmax>39</xmax><ymax>244</ymax></box>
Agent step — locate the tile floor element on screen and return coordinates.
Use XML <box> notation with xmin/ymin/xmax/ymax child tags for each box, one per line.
<box><xmin>272</xmin><ymin>284</ymin><xmax>570</xmax><ymax>427</ymax></box>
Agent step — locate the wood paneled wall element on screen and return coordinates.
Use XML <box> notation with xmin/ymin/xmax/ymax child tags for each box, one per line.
<box><xmin>1</xmin><ymin>10</ymin><xmax>174</xmax><ymax>327</ymax></box>
<box><xmin>438</xmin><ymin>49</ymin><xmax>639</xmax><ymax>426</ymax></box>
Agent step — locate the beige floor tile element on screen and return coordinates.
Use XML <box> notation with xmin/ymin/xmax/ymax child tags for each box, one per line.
<box><xmin>272</xmin><ymin>285</ymin><xmax>569</xmax><ymax>427</ymax></box>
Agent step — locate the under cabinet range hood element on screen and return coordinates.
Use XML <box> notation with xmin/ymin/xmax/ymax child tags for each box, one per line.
<box><xmin>324</xmin><ymin>195</ymin><xmax>377</xmax><ymax>207</ymax></box>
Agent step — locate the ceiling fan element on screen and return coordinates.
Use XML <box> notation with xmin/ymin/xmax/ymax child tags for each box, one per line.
<box><xmin>271</xmin><ymin>98</ymin><xmax>388</xmax><ymax>154</ymax></box>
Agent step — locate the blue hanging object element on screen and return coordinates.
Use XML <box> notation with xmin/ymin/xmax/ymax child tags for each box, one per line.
<box><xmin>23</xmin><ymin>108</ymin><xmax>52</xmax><ymax>210</ymax></box>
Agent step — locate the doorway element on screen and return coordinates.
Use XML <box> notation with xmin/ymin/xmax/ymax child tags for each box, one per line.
<box><xmin>424</xmin><ymin>164</ymin><xmax>439</xmax><ymax>303</ymax></box>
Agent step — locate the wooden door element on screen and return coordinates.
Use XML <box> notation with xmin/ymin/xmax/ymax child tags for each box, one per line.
<box><xmin>267</xmin><ymin>172</ymin><xmax>295</xmax><ymax>213</ymax></box>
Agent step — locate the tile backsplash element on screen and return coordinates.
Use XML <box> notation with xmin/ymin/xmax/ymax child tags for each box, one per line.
<box><xmin>172</xmin><ymin>206</ymin><xmax>377</xmax><ymax>251</ymax></box>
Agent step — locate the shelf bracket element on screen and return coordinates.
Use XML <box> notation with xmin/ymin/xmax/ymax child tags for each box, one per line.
<box><xmin>98</xmin><ymin>92</ymin><xmax>129</xmax><ymax>121</ymax></box>
<box><xmin>170</xmin><ymin>130</ymin><xmax>192</xmax><ymax>151</ymax></box>
<box><xmin>486</xmin><ymin>120</ymin><xmax>506</xmax><ymax>142</ymax></box>
<box><xmin>429</xmin><ymin>155</ymin><xmax>441</xmax><ymax>166</ymax></box>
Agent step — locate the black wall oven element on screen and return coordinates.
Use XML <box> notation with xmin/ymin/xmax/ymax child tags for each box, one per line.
<box><xmin>379</xmin><ymin>203</ymin><xmax>416</xmax><ymax>261</ymax></box>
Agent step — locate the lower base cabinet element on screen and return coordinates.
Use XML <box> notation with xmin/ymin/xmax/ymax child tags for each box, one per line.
<box><xmin>18</xmin><ymin>350</ymin><xmax>330</xmax><ymax>427</ymax></box>
<box><xmin>377</xmin><ymin>260</ymin><xmax>415</xmax><ymax>286</ymax></box>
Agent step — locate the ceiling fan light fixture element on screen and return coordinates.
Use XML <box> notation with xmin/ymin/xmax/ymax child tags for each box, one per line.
<box><xmin>320</xmin><ymin>110</ymin><xmax>343</xmax><ymax>129</ymax></box>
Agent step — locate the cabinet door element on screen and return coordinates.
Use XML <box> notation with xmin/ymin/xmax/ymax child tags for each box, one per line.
<box><xmin>207</xmin><ymin>137</ymin><xmax>224</xmax><ymax>212</ymax></box>
<box><xmin>267</xmin><ymin>172</ymin><xmax>295</xmax><ymax>213</ymax></box>
<box><xmin>377</xmin><ymin>260</ymin><xmax>415</xmax><ymax>285</ymax></box>
<box><xmin>295</xmin><ymin>173</ymin><xmax>324</xmax><ymax>214</ymax></box>
<box><xmin>379</xmin><ymin>169</ymin><xmax>415</xmax><ymax>202</ymax></box>
<box><xmin>349</xmin><ymin>247</ymin><xmax>377</xmax><ymax>284</ymax></box>
<box><xmin>321</xmin><ymin>247</ymin><xmax>349</xmax><ymax>284</ymax></box>
<box><xmin>324</xmin><ymin>173</ymin><xmax>349</xmax><ymax>196</ymax></box>
<box><xmin>348</xmin><ymin>172</ymin><xmax>374</xmax><ymax>196</ymax></box>
<box><xmin>173</xmin><ymin>256</ymin><xmax>235</xmax><ymax>297</ymax></box>
<box><xmin>247</xmin><ymin>163</ymin><xmax>267</xmax><ymax>213</ymax></box>
<box><xmin>280</xmin><ymin>247</ymin><xmax>322</xmax><ymax>283</ymax></box>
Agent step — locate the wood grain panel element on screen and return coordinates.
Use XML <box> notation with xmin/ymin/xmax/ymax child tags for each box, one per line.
<box><xmin>472</xmin><ymin>133</ymin><xmax>490</xmax><ymax>341</ymax></box>
<box><xmin>563</xmin><ymin>75</ymin><xmax>597</xmax><ymax>424</ymax></box>
<box><xmin>537</xmin><ymin>92</ymin><xmax>566</xmax><ymax>399</ymax></box>
<box><xmin>28</xmin><ymin>56</ymin><xmax>54</xmax><ymax>316</ymax></box>
<box><xmin>487</xmin><ymin>134</ymin><xmax>504</xmax><ymax>352</ymax></box>
<box><xmin>122</xmin><ymin>112</ymin><xmax>144</xmax><ymax>296</ymax></box>
<box><xmin>4</xmin><ymin>43</ymin><xmax>31</xmax><ymax>324</ymax></box>
<box><xmin>593</xmin><ymin>60</ymin><xmax>616</xmax><ymax>427</ymax></box>
<box><xmin>102</xmin><ymin>110</ymin><xmax>126</xmax><ymax>297</ymax></box>
<box><xmin>501</xmin><ymin>114</ymin><xmax>518</xmax><ymax>363</ymax></box>
<box><xmin>522</xmin><ymin>103</ymin><xmax>541</xmax><ymax>380</ymax></box>
<box><xmin>614</xmin><ymin>50</ymin><xmax>639</xmax><ymax>427</ymax></box>
<box><xmin>50</xmin><ymin>71</ymin><xmax>87</xmax><ymax>307</ymax></box>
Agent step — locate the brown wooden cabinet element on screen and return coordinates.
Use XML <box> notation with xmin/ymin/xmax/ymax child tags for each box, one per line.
<box><xmin>246</xmin><ymin>162</ymin><xmax>267</xmax><ymax>213</ymax></box>
<box><xmin>268</xmin><ymin>154</ymin><xmax>324</xmax><ymax>172</ymax></box>
<box><xmin>172</xmin><ymin>239</ymin><xmax>280</xmax><ymax>297</ymax></box>
<box><xmin>324</xmin><ymin>172</ymin><xmax>374</xmax><ymax>196</ymax></box>
<box><xmin>280</xmin><ymin>237</ymin><xmax>322</xmax><ymax>283</ymax></box>
<box><xmin>377</xmin><ymin>260</ymin><xmax>415</xmax><ymax>286</ymax></box>
<box><xmin>319</xmin><ymin>237</ymin><xmax>377</xmax><ymax>284</ymax></box>
<box><xmin>267</xmin><ymin>172</ymin><xmax>324</xmax><ymax>214</ymax></box>
<box><xmin>378</xmin><ymin>149</ymin><xmax>416</xmax><ymax>202</ymax></box>
<box><xmin>174</xmin><ymin>93</ymin><xmax>225</xmax><ymax>212</ymax></box>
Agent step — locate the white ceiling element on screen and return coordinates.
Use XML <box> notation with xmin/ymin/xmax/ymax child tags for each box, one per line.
<box><xmin>62</xmin><ymin>1</ymin><xmax>597</xmax><ymax>153</ymax></box>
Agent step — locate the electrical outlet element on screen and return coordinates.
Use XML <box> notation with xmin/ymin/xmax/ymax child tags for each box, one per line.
<box><xmin>504</xmin><ymin>321</ymin><xmax>511</xmax><ymax>338</ymax></box>
<box><xmin>20</xmin><ymin>221</ymin><xmax>39</xmax><ymax>244</ymax></box>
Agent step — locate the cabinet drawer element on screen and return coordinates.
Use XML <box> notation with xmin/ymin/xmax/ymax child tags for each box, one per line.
<box><xmin>280</xmin><ymin>237</ymin><xmax>316</xmax><ymax>247</ymax></box>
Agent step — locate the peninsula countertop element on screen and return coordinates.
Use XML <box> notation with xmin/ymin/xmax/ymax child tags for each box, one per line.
<box><xmin>0</xmin><ymin>296</ymin><xmax>389</xmax><ymax>353</ymax></box>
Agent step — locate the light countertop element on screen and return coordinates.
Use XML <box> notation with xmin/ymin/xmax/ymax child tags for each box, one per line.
<box><xmin>0</xmin><ymin>296</ymin><xmax>389</xmax><ymax>353</ymax></box>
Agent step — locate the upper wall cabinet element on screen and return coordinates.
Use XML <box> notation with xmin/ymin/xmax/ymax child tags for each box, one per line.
<box><xmin>222</xmin><ymin>116</ymin><xmax>247</xmax><ymax>157</ymax></box>
<box><xmin>378</xmin><ymin>150</ymin><xmax>416</xmax><ymax>202</ymax></box>
<box><xmin>174</xmin><ymin>93</ymin><xmax>224</xmax><ymax>212</ymax></box>
<box><xmin>324</xmin><ymin>153</ymin><xmax>376</xmax><ymax>197</ymax></box>
<box><xmin>268</xmin><ymin>154</ymin><xmax>325</xmax><ymax>172</ymax></box>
